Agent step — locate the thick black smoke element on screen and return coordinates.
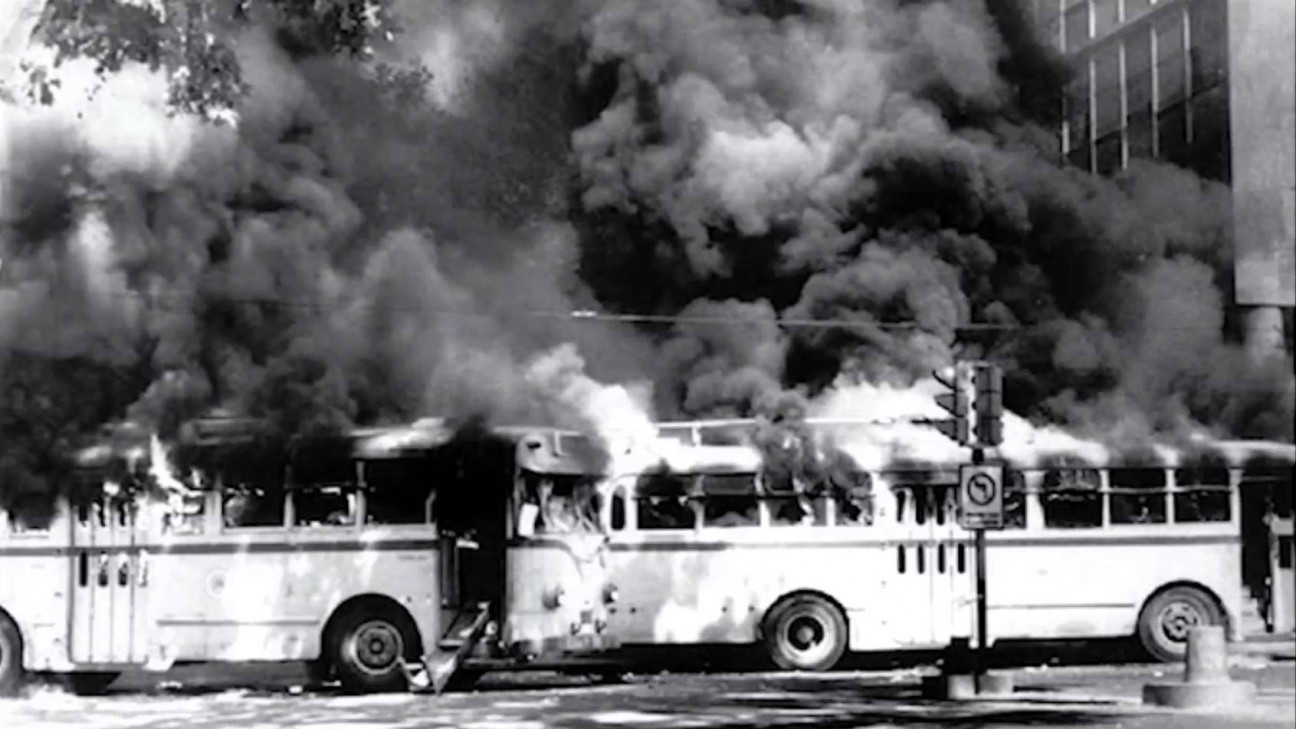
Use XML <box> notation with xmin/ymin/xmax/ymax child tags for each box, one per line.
<box><xmin>569</xmin><ymin>0</ymin><xmax>1294</xmax><ymax>443</ymax></box>
<box><xmin>1</xmin><ymin>0</ymin><xmax>1292</xmax><ymax>507</ymax></box>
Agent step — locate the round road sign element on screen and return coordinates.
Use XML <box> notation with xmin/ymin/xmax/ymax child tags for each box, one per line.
<box><xmin>966</xmin><ymin>472</ymin><xmax>997</xmax><ymax>507</ymax></box>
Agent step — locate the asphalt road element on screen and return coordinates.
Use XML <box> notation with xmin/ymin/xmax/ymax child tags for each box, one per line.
<box><xmin>2</xmin><ymin>658</ymin><xmax>1293</xmax><ymax>729</ymax></box>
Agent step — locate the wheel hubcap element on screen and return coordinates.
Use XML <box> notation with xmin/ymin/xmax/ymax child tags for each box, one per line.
<box><xmin>788</xmin><ymin>616</ymin><xmax>825</xmax><ymax>652</ymax></box>
<box><xmin>348</xmin><ymin>620</ymin><xmax>403</xmax><ymax>675</ymax></box>
<box><xmin>1158</xmin><ymin>602</ymin><xmax>1203</xmax><ymax>644</ymax></box>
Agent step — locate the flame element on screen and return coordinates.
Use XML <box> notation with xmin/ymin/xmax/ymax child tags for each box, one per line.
<box><xmin>148</xmin><ymin>434</ymin><xmax>195</xmax><ymax>497</ymax></box>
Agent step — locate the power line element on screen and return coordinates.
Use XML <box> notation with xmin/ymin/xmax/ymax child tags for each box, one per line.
<box><xmin>70</xmin><ymin>287</ymin><xmax>1019</xmax><ymax>332</ymax></box>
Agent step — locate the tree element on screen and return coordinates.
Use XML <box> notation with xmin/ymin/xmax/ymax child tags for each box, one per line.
<box><xmin>23</xmin><ymin>0</ymin><xmax>396</xmax><ymax>118</ymax></box>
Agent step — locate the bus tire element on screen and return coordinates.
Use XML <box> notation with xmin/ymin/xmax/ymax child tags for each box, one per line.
<box><xmin>327</xmin><ymin>604</ymin><xmax>420</xmax><ymax>693</ymax></box>
<box><xmin>762</xmin><ymin>593</ymin><xmax>848</xmax><ymax>672</ymax></box>
<box><xmin>1137</xmin><ymin>585</ymin><xmax>1224</xmax><ymax>663</ymax></box>
<box><xmin>0</xmin><ymin>613</ymin><xmax>24</xmax><ymax>697</ymax></box>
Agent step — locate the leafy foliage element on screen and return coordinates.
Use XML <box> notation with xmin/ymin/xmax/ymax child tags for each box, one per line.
<box><xmin>30</xmin><ymin>0</ymin><xmax>394</xmax><ymax>117</ymax></box>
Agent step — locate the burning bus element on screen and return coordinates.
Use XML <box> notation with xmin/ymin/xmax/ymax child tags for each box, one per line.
<box><xmin>0</xmin><ymin>413</ymin><xmax>1291</xmax><ymax>696</ymax></box>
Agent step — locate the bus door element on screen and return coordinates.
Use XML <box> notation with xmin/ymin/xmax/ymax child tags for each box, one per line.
<box><xmin>927</xmin><ymin>482</ymin><xmax>975</xmax><ymax>647</ymax></box>
<box><xmin>884</xmin><ymin>481</ymin><xmax>937</xmax><ymax>648</ymax></box>
<box><xmin>70</xmin><ymin>492</ymin><xmax>148</xmax><ymax>665</ymax></box>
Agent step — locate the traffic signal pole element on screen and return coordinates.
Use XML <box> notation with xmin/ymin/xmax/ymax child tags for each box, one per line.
<box><xmin>928</xmin><ymin>361</ymin><xmax>1007</xmax><ymax>699</ymax></box>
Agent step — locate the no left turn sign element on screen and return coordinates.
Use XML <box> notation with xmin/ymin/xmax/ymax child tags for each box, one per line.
<box><xmin>959</xmin><ymin>463</ymin><xmax>1005</xmax><ymax>530</ymax></box>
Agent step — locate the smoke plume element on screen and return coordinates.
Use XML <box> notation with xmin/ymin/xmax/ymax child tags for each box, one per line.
<box><xmin>1</xmin><ymin>0</ymin><xmax>1291</xmax><ymax>504</ymax></box>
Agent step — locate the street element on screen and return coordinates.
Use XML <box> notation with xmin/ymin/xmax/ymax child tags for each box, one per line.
<box><xmin>2</xmin><ymin>656</ymin><xmax>1293</xmax><ymax>729</ymax></box>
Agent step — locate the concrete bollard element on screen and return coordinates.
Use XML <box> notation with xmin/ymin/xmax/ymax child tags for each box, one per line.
<box><xmin>1143</xmin><ymin>626</ymin><xmax>1256</xmax><ymax>709</ymax></box>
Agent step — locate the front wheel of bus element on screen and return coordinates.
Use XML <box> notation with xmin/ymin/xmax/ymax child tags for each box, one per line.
<box><xmin>1137</xmin><ymin>586</ymin><xmax>1224</xmax><ymax>663</ymax></box>
<box><xmin>0</xmin><ymin>614</ymin><xmax>24</xmax><ymax>697</ymax></box>
<box><xmin>330</xmin><ymin>606</ymin><xmax>419</xmax><ymax>693</ymax></box>
<box><xmin>763</xmin><ymin>594</ymin><xmax>848</xmax><ymax>672</ymax></box>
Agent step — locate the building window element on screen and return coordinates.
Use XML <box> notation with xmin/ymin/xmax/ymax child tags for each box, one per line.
<box><xmin>1156</xmin><ymin>12</ymin><xmax>1187</xmax><ymax>108</ymax></box>
<box><xmin>1037</xmin><ymin>0</ymin><xmax>1063</xmax><ymax>50</ymax></box>
<box><xmin>1064</xmin><ymin>1</ymin><xmax>1090</xmax><ymax>51</ymax></box>
<box><xmin>1065</xmin><ymin>69</ymin><xmax>1091</xmax><ymax>152</ymax></box>
<box><xmin>1126</xmin><ymin>0</ymin><xmax>1153</xmax><ymax>21</ymax></box>
<box><xmin>1190</xmin><ymin>82</ymin><xmax>1230</xmax><ymax>181</ymax></box>
<box><xmin>1092</xmin><ymin>0</ymin><xmax>1119</xmax><ymax>37</ymax></box>
<box><xmin>1128</xmin><ymin>112</ymin><xmax>1154</xmax><ymax>159</ymax></box>
<box><xmin>1189</xmin><ymin>28</ymin><xmax>1227</xmax><ymax>94</ymax></box>
<box><xmin>1157</xmin><ymin>101</ymin><xmax>1190</xmax><ymax>165</ymax></box>
<box><xmin>1094</xmin><ymin>46</ymin><xmax>1122</xmax><ymax>137</ymax></box>
<box><xmin>1095</xmin><ymin>132</ymin><xmax>1123</xmax><ymax>175</ymax></box>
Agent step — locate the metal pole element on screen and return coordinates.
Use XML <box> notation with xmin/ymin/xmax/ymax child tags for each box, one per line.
<box><xmin>971</xmin><ymin>446</ymin><xmax>987</xmax><ymax>687</ymax></box>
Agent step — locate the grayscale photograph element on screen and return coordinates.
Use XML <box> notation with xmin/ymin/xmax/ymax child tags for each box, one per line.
<box><xmin>0</xmin><ymin>1</ymin><xmax>1292</xmax><ymax>728</ymax></box>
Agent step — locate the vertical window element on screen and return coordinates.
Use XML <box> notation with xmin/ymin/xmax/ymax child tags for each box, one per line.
<box><xmin>1125</xmin><ymin>30</ymin><xmax>1155</xmax><ymax>159</ymax></box>
<box><xmin>635</xmin><ymin>475</ymin><xmax>696</xmax><ymax>531</ymax></box>
<box><xmin>1173</xmin><ymin>467</ymin><xmax>1231</xmax><ymax>522</ymax></box>
<box><xmin>5</xmin><ymin>492</ymin><xmax>56</xmax><ymax>534</ymax></box>
<box><xmin>701</xmin><ymin>474</ymin><xmax>759</xmax><ymax>527</ymax></box>
<box><xmin>1157</xmin><ymin>101</ymin><xmax>1189</xmax><ymax>165</ymax></box>
<box><xmin>1094</xmin><ymin>46</ymin><xmax>1122</xmax><ymax>137</ymax></box>
<box><xmin>1190</xmin><ymin>82</ymin><xmax>1230</xmax><ymax>180</ymax></box>
<box><xmin>1064</xmin><ymin>1</ymin><xmax>1090</xmax><ymax>51</ymax></box>
<box><xmin>1092</xmin><ymin>0</ymin><xmax>1119</xmax><ymax>37</ymax></box>
<box><xmin>364</xmin><ymin>459</ymin><xmax>434</xmax><ymax>526</ymax></box>
<box><xmin>223</xmin><ymin>485</ymin><xmax>286</xmax><ymax>528</ymax></box>
<box><xmin>292</xmin><ymin>485</ymin><xmax>358</xmax><ymax>528</ymax></box>
<box><xmin>1065</xmin><ymin>66</ymin><xmax>1092</xmax><ymax>168</ymax></box>
<box><xmin>1125</xmin><ymin>0</ymin><xmax>1153</xmax><ymax>21</ymax></box>
<box><xmin>1109</xmin><ymin>468</ymin><xmax>1167</xmax><ymax>524</ymax></box>
<box><xmin>1095</xmin><ymin>133</ymin><xmax>1123</xmax><ymax>175</ymax></box>
<box><xmin>1156</xmin><ymin>13</ymin><xmax>1187</xmax><ymax>109</ymax></box>
<box><xmin>1040</xmin><ymin>469</ymin><xmax>1103</xmax><ymax>528</ymax></box>
<box><xmin>1037</xmin><ymin>0</ymin><xmax>1063</xmax><ymax>50</ymax></box>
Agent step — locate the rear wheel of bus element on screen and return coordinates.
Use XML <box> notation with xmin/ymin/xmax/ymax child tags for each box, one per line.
<box><xmin>0</xmin><ymin>613</ymin><xmax>24</xmax><ymax>697</ymax></box>
<box><xmin>327</xmin><ymin>603</ymin><xmax>420</xmax><ymax>693</ymax></box>
<box><xmin>762</xmin><ymin>594</ymin><xmax>848</xmax><ymax>672</ymax></box>
<box><xmin>1137</xmin><ymin>585</ymin><xmax>1224</xmax><ymax>663</ymax></box>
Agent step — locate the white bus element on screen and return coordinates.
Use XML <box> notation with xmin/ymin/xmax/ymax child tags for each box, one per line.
<box><xmin>1</xmin><ymin>415</ymin><xmax>1290</xmax><ymax>695</ymax></box>
<box><xmin>504</xmin><ymin>419</ymin><xmax>1293</xmax><ymax>671</ymax></box>
<box><xmin>0</xmin><ymin>416</ymin><xmax>605</xmax><ymax>696</ymax></box>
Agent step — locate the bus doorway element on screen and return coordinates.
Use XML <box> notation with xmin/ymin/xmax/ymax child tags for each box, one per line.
<box><xmin>1240</xmin><ymin>465</ymin><xmax>1294</xmax><ymax>634</ymax></box>
<box><xmin>68</xmin><ymin>490</ymin><xmax>149</xmax><ymax>667</ymax></box>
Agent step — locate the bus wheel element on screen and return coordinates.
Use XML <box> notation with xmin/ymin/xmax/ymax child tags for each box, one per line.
<box><xmin>762</xmin><ymin>594</ymin><xmax>848</xmax><ymax>672</ymax></box>
<box><xmin>329</xmin><ymin>605</ymin><xmax>419</xmax><ymax>693</ymax></box>
<box><xmin>1137</xmin><ymin>586</ymin><xmax>1223</xmax><ymax>663</ymax></box>
<box><xmin>0</xmin><ymin>614</ymin><xmax>24</xmax><ymax>697</ymax></box>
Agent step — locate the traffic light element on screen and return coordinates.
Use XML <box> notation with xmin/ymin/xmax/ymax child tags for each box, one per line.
<box><xmin>972</xmin><ymin>363</ymin><xmax>1004</xmax><ymax>446</ymax></box>
<box><xmin>932</xmin><ymin>362</ymin><xmax>974</xmax><ymax>445</ymax></box>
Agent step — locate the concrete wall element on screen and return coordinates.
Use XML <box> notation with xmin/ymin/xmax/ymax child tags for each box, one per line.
<box><xmin>1229</xmin><ymin>0</ymin><xmax>1296</xmax><ymax>308</ymax></box>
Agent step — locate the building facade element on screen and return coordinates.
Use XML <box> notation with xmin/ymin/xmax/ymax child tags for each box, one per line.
<box><xmin>1035</xmin><ymin>0</ymin><xmax>1295</xmax><ymax>356</ymax></box>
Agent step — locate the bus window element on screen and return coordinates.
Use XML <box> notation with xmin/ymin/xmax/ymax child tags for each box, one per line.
<box><xmin>700</xmin><ymin>474</ymin><xmax>758</xmax><ymax>528</ymax></box>
<box><xmin>293</xmin><ymin>485</ymin><xmax>357</xmax><ymax>528</ymax></box>
<box><xmin>1173</xmin><ymin>467</ymin><xmax>1231</xmax><ymax>522</ymax></box>
<box><xmin>1003</xmin><ymin>471</ymin><xmax>1026</xmax><ymax>529</ymax></box>
<box><xmin>1041</xmin><ymin>469</ymin><xmax>1102</xmax><ymax>528</ymax></box>
<box><xmin>611</xmin><ymin>489</ymin><xmax>627</xmax><ymax>531</ymax></box>
<box><xmin>831</xmin><ymin>470</ymin><xmax>873</xmax><ymax>526</ymax></box>
<box><xmin>537</xmin><ymin>479</ymin><xmax>600</xmax><ymax>535</ymax></box>
<box><xmin>162</xmin><ymin>492</ymin><xmax>206</xmax><ymax>535</ymax></box>
<box><xmin>635</xmin><ymin>474</ymin><xmax>695</xmax><ymax>531</ymax></box>
<box><xmin>222</xmin><ymin>485</ymin><xmax>285</xmax><ymax>528</ymax></box>
<box><xmin>1109</xmin><ymin>468</ymin><xmax>1167</xmax><ymax>525</ymax></box>
<box><xmin>6</xmin><ymin>492</ymin><xmax>55</xmax><ymax>534</ymax></box>
<box><xmin>364</xmin><ymin>460</ymin><xmax>434</xmax><ymax>526</ymax></box>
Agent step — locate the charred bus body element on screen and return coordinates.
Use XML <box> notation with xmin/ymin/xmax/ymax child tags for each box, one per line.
<box><xmin>0</xmin><ymin>413</ymin><xmax>1292</xmax><ymax>696</ymax></box>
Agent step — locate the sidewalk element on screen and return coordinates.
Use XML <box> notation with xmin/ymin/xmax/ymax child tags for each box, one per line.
<box><xmin>1234</xmin><ymin>633</ymin><xmax>1296</xmax><ymax>661</ymax></box>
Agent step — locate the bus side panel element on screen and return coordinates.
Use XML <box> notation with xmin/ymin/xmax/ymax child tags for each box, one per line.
<box><xmin>0</xmin><ymin>507</ymin><xmax>74</xmax><ymax>672</ymax></box>
<box><xmin>504</xmin><ymin>538</ymin><xmax>614</xmax><ymax>655</ymax></box>
<box><xmin>599</xmin><ymin>538</ymin><xmax>911</xmax><ymax>650</ymax></box>
<box><xmin>985</xmin><ymin>532</ymin><xmax>1241</xmax><ymax>642</ymax></box>
<box><xmin>1</xmin><ymin>551</ymin><xmax>73</xmax><ymax>671</ymax></box>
